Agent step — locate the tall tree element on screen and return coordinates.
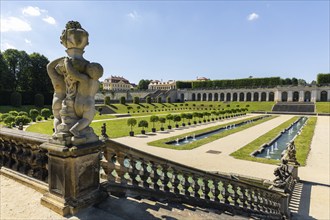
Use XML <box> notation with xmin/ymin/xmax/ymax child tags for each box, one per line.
<box><xmin>29</xmin><ymin>53</ymin><xmax>51</xmax><ymax>93</ymax></box>
<box><xmin>0</xmin><ymin>52</ymin><xmax>14</xmax><ymax>91</ymax></box>
<box><xmin>138</xmin><ymin>79</ymin><xmax>152</xmax><ymax>90</ymax></box>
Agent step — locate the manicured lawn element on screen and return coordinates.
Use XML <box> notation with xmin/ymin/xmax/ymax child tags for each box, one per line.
<box><xmin>25</xmin><ymin>120</ymin><xmax>53</xmax><ymax>135</ymax></box>
<box><xmin>316</xmin><ymin>102</ymin><xmax>330</xmax><ymax>113</ymax></box>
<box><xmin>294</xmin><ymin>117</ymin><xmax>317</xmax><ymax>166</ymax></box>
<box><xmin>230</xmin><ymin>116</ymin><xmax>316</xmax><ymax>166</ymax></box>
<box><xmin>147</xmin><ymin>115</ymin><xmax>276</xmax><ymax>150</ymax></box>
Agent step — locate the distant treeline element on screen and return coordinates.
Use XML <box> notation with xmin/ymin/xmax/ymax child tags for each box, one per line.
<box><xmin>317</xmin><ymin>73</ymin><xmax>330</xmax><ymax>85</ymax></box>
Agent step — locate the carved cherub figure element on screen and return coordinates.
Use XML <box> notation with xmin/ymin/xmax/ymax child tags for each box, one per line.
<box><xmin>64</xmin><ymin>57</ymin><xmax>103</xmax><ymax>138</ymax></box>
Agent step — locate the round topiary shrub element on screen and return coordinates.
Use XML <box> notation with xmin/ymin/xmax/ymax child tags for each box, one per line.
<box><xmin>9</xmin><ymin>111</ymin><xmax>19</xmax><ymax>116</ymax></box>
<box><xmin>10</xmin><ymin>92</ymin><xmax>22</xmax><ymax>107</ymax></box>
<box><xmin>36</xmin><ymin>115</ymin><xmax>43</xmax><ymax>121</ymax></box>
<box><xmin>4</xmin><ymin>115</ymin><xmax>15</xmax><ymax>127</ymax></box>
<box><xmin>18</xmin><ymin>111</ymin><xmax>29</xmax><ymax>117</ymax></box>
<box><xmin>29</xmin><ymin>109</ymin><xmax>39</xmax><ymax>122</ymax></box>
<box><xmin>34</xmin><ymin>93</ymin><xmax>45</xmax><ymax>107</ymax></box>
<box><xmin>15</xmin><ymin>115</ymin><xmax>32</xmax><ymax>125</ymax></box>
<box><xmin>41</xmin><ymin>108</ymin><xmax>52</xmax><ymax>120</ymax></box>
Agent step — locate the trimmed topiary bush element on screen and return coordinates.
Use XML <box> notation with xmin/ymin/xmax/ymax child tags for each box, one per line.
<box><xmin>104</xmin><ymin>96</ymin><xmax>110</xmax><ymax>105</ymax></box>
<box><xmin>34</xmin><ymin>93</ymin><xmax>44</xmax><ymax>107</ymax></box>
<box><xmin>10</xmin><ymin>92</ymin><xmax>22</xmax><ymax>107</ymax></box>
<box><xmin>36</xmin><ymin>115</ymin><xmax>43</xmax><ymax>121</ymax></box>
<box><xmin>120</xmin><ymin>96</ymin><xmax>126</xmax><ymax>105</ymax></box>
<box><xmin>4</xmin><ymin>115</ymin><xmax>15</xmax><ymax>127</ymax></box>
<box><xmin>29</xmin><ymin>109</ymin><xmax>39</xmax><ymax>122</ymax></box>
<box><xmin>146</xmin><ymin>96</ymin><xmax>151</xmax><ymax>104</ymax></box>
<box><xmin>9</xmin><ymin>111</ymin><xmax>19</xmax><ymax>117</ymax></box>
<box><xmin>15</xmin><ymin>115</ymin><xmax>32</xmax><ymax>125</ymax></box>
<box><xmin>41</xmin><ymin>108</ymin><xmax>52</xmax><ymax>120</ymax></box>
<box><xmin>18</xmin><ymin>111</ymin><xmax>29</xmax><ymax>117</ymax></box>
<box><xmin>133</xmin><ymin>96</ymin><xmax>140</xmax><ymax>104</ymax></box>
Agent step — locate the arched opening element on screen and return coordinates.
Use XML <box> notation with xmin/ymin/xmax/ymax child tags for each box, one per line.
<box><xmin>239</xmin><ymin>92</ymin><xmax>244</xmax><ymax>101</ymax></box>
<box><xmin>192</xmin><ymin>93</ymin><xmax>196</xmax><ymax>101</ymax></box>
<box><xmin>214</xmin><ymin>93</ymin><xmax>219</xmax><ymax>101</ymax></box>
<box><xmin>304</xmin><ymin>91</ymin><xmax>311</xmax><ymax>102</ymax></box>
<box><xmin>253</xmin><ymin>92</ymin><xmax>259</xmax><ymax>101</ymax></box>
<box><xmin>208</xmin><ymin>93</ymin><xmax>212</xmax><ymax>101</ymax></box>
<box><xmin>293</xmin><ymin>91</ymin><xmax>299</xmax><ymax>102</ymax></box>
<box><xmin>246</xmin><ymin>92</ymin><xmax>252</xmax><ymax>101</ymax></box>
<box><xmin>320</xmin><ymin>91</ymin><xmax>328</xmax><ymax>101</ymax></box>
<box><xmin>220</xmin><ymin>93</ymin><xmax>225</xmax><ymax>101</ymax></box>
<box><xmin>282</xmin><ymin>92</ymin><xmax>288</xmax><ymax>102</ymax></box>
<box><xmin>180</xmin><ymin>94</ymin><xmax>185</xmax><ymax>102</ymax></box>
<box><xmin>233</xmin><ymin>93</ymin><xmax>238</xmax><ymax>101</ymax></box>
<box><xmin>269</xmin><ymin>92</ymin><xmax>275</xmax><ymax>101</ymax></box>
<box><xmin>226</xmin><ymin>93</ymin><xmax>231</xmax><ymax>101</ymax></box>
<box><xmin>261</xmin><ymin>92</ymin><xmax>267</xmax><ymax>101</ymax></box>
<box><xmin>197</xmin><ymin>93</ymin><xmax>201</xmax><ymax>101</ymax></box>
<box><xmin>202</xmin><ymin>93</ymin><xmax>207</xmax><ymax>101</ymax></box>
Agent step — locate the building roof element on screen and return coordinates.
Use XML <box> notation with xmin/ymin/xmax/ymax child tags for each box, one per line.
<box><xmin>104</xmin><ymin>75</ymin><xmax>130</xmax><ymax>84</ymax></box>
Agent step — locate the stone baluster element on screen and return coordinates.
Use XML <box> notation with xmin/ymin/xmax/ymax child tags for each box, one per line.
<box><xmin>140</xmin><ymin>159</ymin><xmax>151</xmax><ymax>189</ymax></box>
<box><xmin>130</xmin><ymin>157</ymin><xmax>141</xmax><ymax>187</ymax></box>
<box><xmin>213</xmin><ymin>180</ymin><xmax>221</xmax><ymax>203</ymax></box>
<box><xmin>239</xmin><ymin>186</ymin><xmax>248</xmax><ymax>209</ymax></box>
<box><xmin>184</xmin><ymin>174</ymin><xmax>193</xmax><ymax>197</ymax></box>
<box><xmin>116</xmin><ymin>153</ymin><xmax>128</xmax><ymax>185</ymax></box>
<box><xmin>153</xmin><ymin>164</ymin><xmax>164</xmax><ymax>191</ymax></box>
<box><xmin>172</xmin><ymin>171</ymin><xmax>182</xmax><ymax>195</ymax></box>
<box><xmin>205</xmin><ymin>179</ymin><xmax>213</xmax><ymax>201</ymax></box>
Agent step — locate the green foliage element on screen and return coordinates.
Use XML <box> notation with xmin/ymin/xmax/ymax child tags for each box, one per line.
<box><xmin>36</xmin><ymin>115</ymin><xmax>43</xmax><ymax>121</ymax></box>
<box><xmin>138</xmin><ymin>120</ymin><xmax>148</xmax><ymax>129</ymax></box>
<box><xmin>34</xmin><ymin>93</ymin><xmax>44</xmax><ymax>107</ymax></box>
<box><xmin>10</xmin><ymin>92</ymin><xmax>22</xmax><ymax>107</ymax></box>
<box><xmin>133</xmin><ymin>96</ymin><xmax>140</xmax><ymax>104</ymax></box>
<box><xmin>15</xmin><ymin>115</ymin><xmax>31</xmax><ymax>125</ymax></box>
<box><xmin>176</xmin><ymin>81</ymin><xmax>192</xmax><ymax>89</ymax></box>
<box><xmin>9</xmin><ymin>111</ymin><xmax>18</xmax><ymax>116</ymax></box>
<box><xmin>166</xmin><ymin>96</ymin><xmax>171</xmax><ymax>103</ymax></box>
<box><xmin>41</xmin><ymin>108</ymin><xmax>51</xmax><ymax>120</ymax></box>
<box><xmin>150</xmin><ymin>115</ymin><xmax>159</xmax><ymax>128</ymax></box>
<box><xmin>4</xmin><ymin>115</ymin><xmax>15</xmax><ymax>126</ymax></box>
<box><xmin>120</xmin><ymin>96</ymin><xmax>126</xmax><ymax>105</ymax></box>
<box><xmin>159</xmin><ymin>117</ymin><xmax>166</xmax><ymax>125</ymax></box>
<box><xmin>127</xmin><ymin>118</ymin><xmax>137</xmax><ymax>131</ymax></box>
<box><xmin>146</xmin><ymin>96</ymin><xmax>151</xmax><ymax>104</ymax></box>
<box><xmin>157</xmin><ymin>96</ymin><xmax>162</xmax><ymax>103</ymax></box>
<box><xmin>191</xmin><ymin>77</ymin><xmax>281</xmax><ymax>89</ymax></box>
<box><xmin>0</xmin><ymin>113</ymin><xmax>10</xmax><ymax>121</ymax></box>
<box><xmin>317</xmin><ymin>73</ymin><xmax>330</xmax><ymax>84</ymax></box>
<box><xmin>104</xmin><ymin>96</ymin><xmax>110</xmax><ymax>105</ymax></box>
<box><xmin>173</xmin><ymin>115</ymin><xmax>181</xmax><ymax>123</ymax></box>
<box><xmin>29</xmin><ymin>109</ymin><xmax>39</xmax><ymax>121</ymax></box>
<box><xmin>138</xmin><ymin>79</ymin><xmax>152</xmax><ymax>90</ymax></box>
<box><xmin>18</xmin><ymin>111</ymin><xmax>28</xmax><ymax>116</ymax></box>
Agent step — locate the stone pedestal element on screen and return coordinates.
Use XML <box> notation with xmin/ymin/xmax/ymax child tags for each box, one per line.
<box><xmin>40</xmin><ymin>141</ymin><xmax>107</xmax><ymax>216</ymax></box>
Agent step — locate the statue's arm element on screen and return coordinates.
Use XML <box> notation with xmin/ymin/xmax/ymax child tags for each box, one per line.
<box><xmin>64</xmin><ymin>58</ymin><xmax>89</xmax><ymax>82</ymax></box>
<box><xmin>47</xmin><ymin>57</ymin><xmax>65</xmax><ymax>78</ymax></box>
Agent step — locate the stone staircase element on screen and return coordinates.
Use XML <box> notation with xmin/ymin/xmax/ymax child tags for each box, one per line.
<box><xmin>272</xmin><ymin>102</ymin><xmax>315</xmax><ymax>113</ymax></box>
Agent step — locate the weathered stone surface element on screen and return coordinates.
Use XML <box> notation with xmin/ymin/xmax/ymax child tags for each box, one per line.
<box><xmin>40</xmin><ymin>141</ymin><xmax>107</xmax><ymax>216</ymax></box>
<box><xmin>47</xmin><ymin>21</ymin><xmax>103</xmax><ymax>146</ymax></box>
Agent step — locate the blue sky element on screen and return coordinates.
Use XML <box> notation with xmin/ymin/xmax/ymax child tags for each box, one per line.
<box><xmin>1</xmin><ymin>1</ymin><xmax>329</xmax><ymax>84</ymax></box>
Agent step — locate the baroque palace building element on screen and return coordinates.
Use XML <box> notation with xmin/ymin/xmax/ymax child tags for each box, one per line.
<box><xmin>102</xmin><ymin>75</ymin><xmax>132</xmax><ymax>91</ymax></box>
<box><xmin>176</xmin><ymin>85</ymin><xmax>330</xmax><ymax>102</ymax></box>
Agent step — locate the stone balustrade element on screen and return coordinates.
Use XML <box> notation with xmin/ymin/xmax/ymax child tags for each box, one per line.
<box><xmin>0</xmin><ymin>128</ymin><xmax>49</xmax><ymax>182</ymax></box>
<box><xmin>101</xmin><ymin>139</ymin><xmax>289</xmax><ymax>219</ymax></box>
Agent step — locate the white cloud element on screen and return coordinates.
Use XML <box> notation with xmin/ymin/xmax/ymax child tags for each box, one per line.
<box><xmin>127</xmin><ymin>11</ymin><xmax>140</xmax><ymax>20</ymax></box>
<box><xmin>247</xmin><ymin>13</ymin><xmax>259</xmax><ymax>21</ymax></box>
<box><xmin>22</xmin><ymin>6</ymin><xmax>43</xmax><ymax>16</ymax></box>
<box><xmin>0</xmin><ymin>17</ymin><xmax>32</xmax><ymax>32</ymax></box>
<box><xmin>1</xmin><ymin>42</ymin><xmax>16</xmax><ymax>51</ymax></box>
<box><xmin>43</xmin><ymin>16</ymin><xmax>56</xmax><ymax>25</ymax></box>
<box><xmin>25</xmin><ymin>39</ymin><xmax>32</xmax><ymax>45</ymax></box>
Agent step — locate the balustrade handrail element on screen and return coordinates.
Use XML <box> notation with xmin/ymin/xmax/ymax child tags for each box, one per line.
<box><xmin>103</xmin><ymin>139</ymin><xmax>285</xmax><ymax>195</ymax></box>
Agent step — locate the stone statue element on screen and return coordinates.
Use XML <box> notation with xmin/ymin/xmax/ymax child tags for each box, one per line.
<box><xmin>287</xmin><ymin>141</ymin><xmax>300</xmax><ymax>165</ymax></box>
<box><xmin>273</xmin><ymin>159</ymin><xmax>291</xmax><ymax>188</ymax></box>
<box><xmin>47</xmin><ymin>21</ymin><xmax>103</xmax><ymax>146</ymax></box>
<box><xmin>100</xmin><ymin>123</ymin><xmax>109</xmax><ymax>140</ymax></box>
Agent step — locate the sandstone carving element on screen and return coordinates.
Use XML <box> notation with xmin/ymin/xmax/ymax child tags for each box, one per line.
<box><xmin>47</xmin><ymin>21</ymin><xmax>103</xmax><ymax>146</ymax></box>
